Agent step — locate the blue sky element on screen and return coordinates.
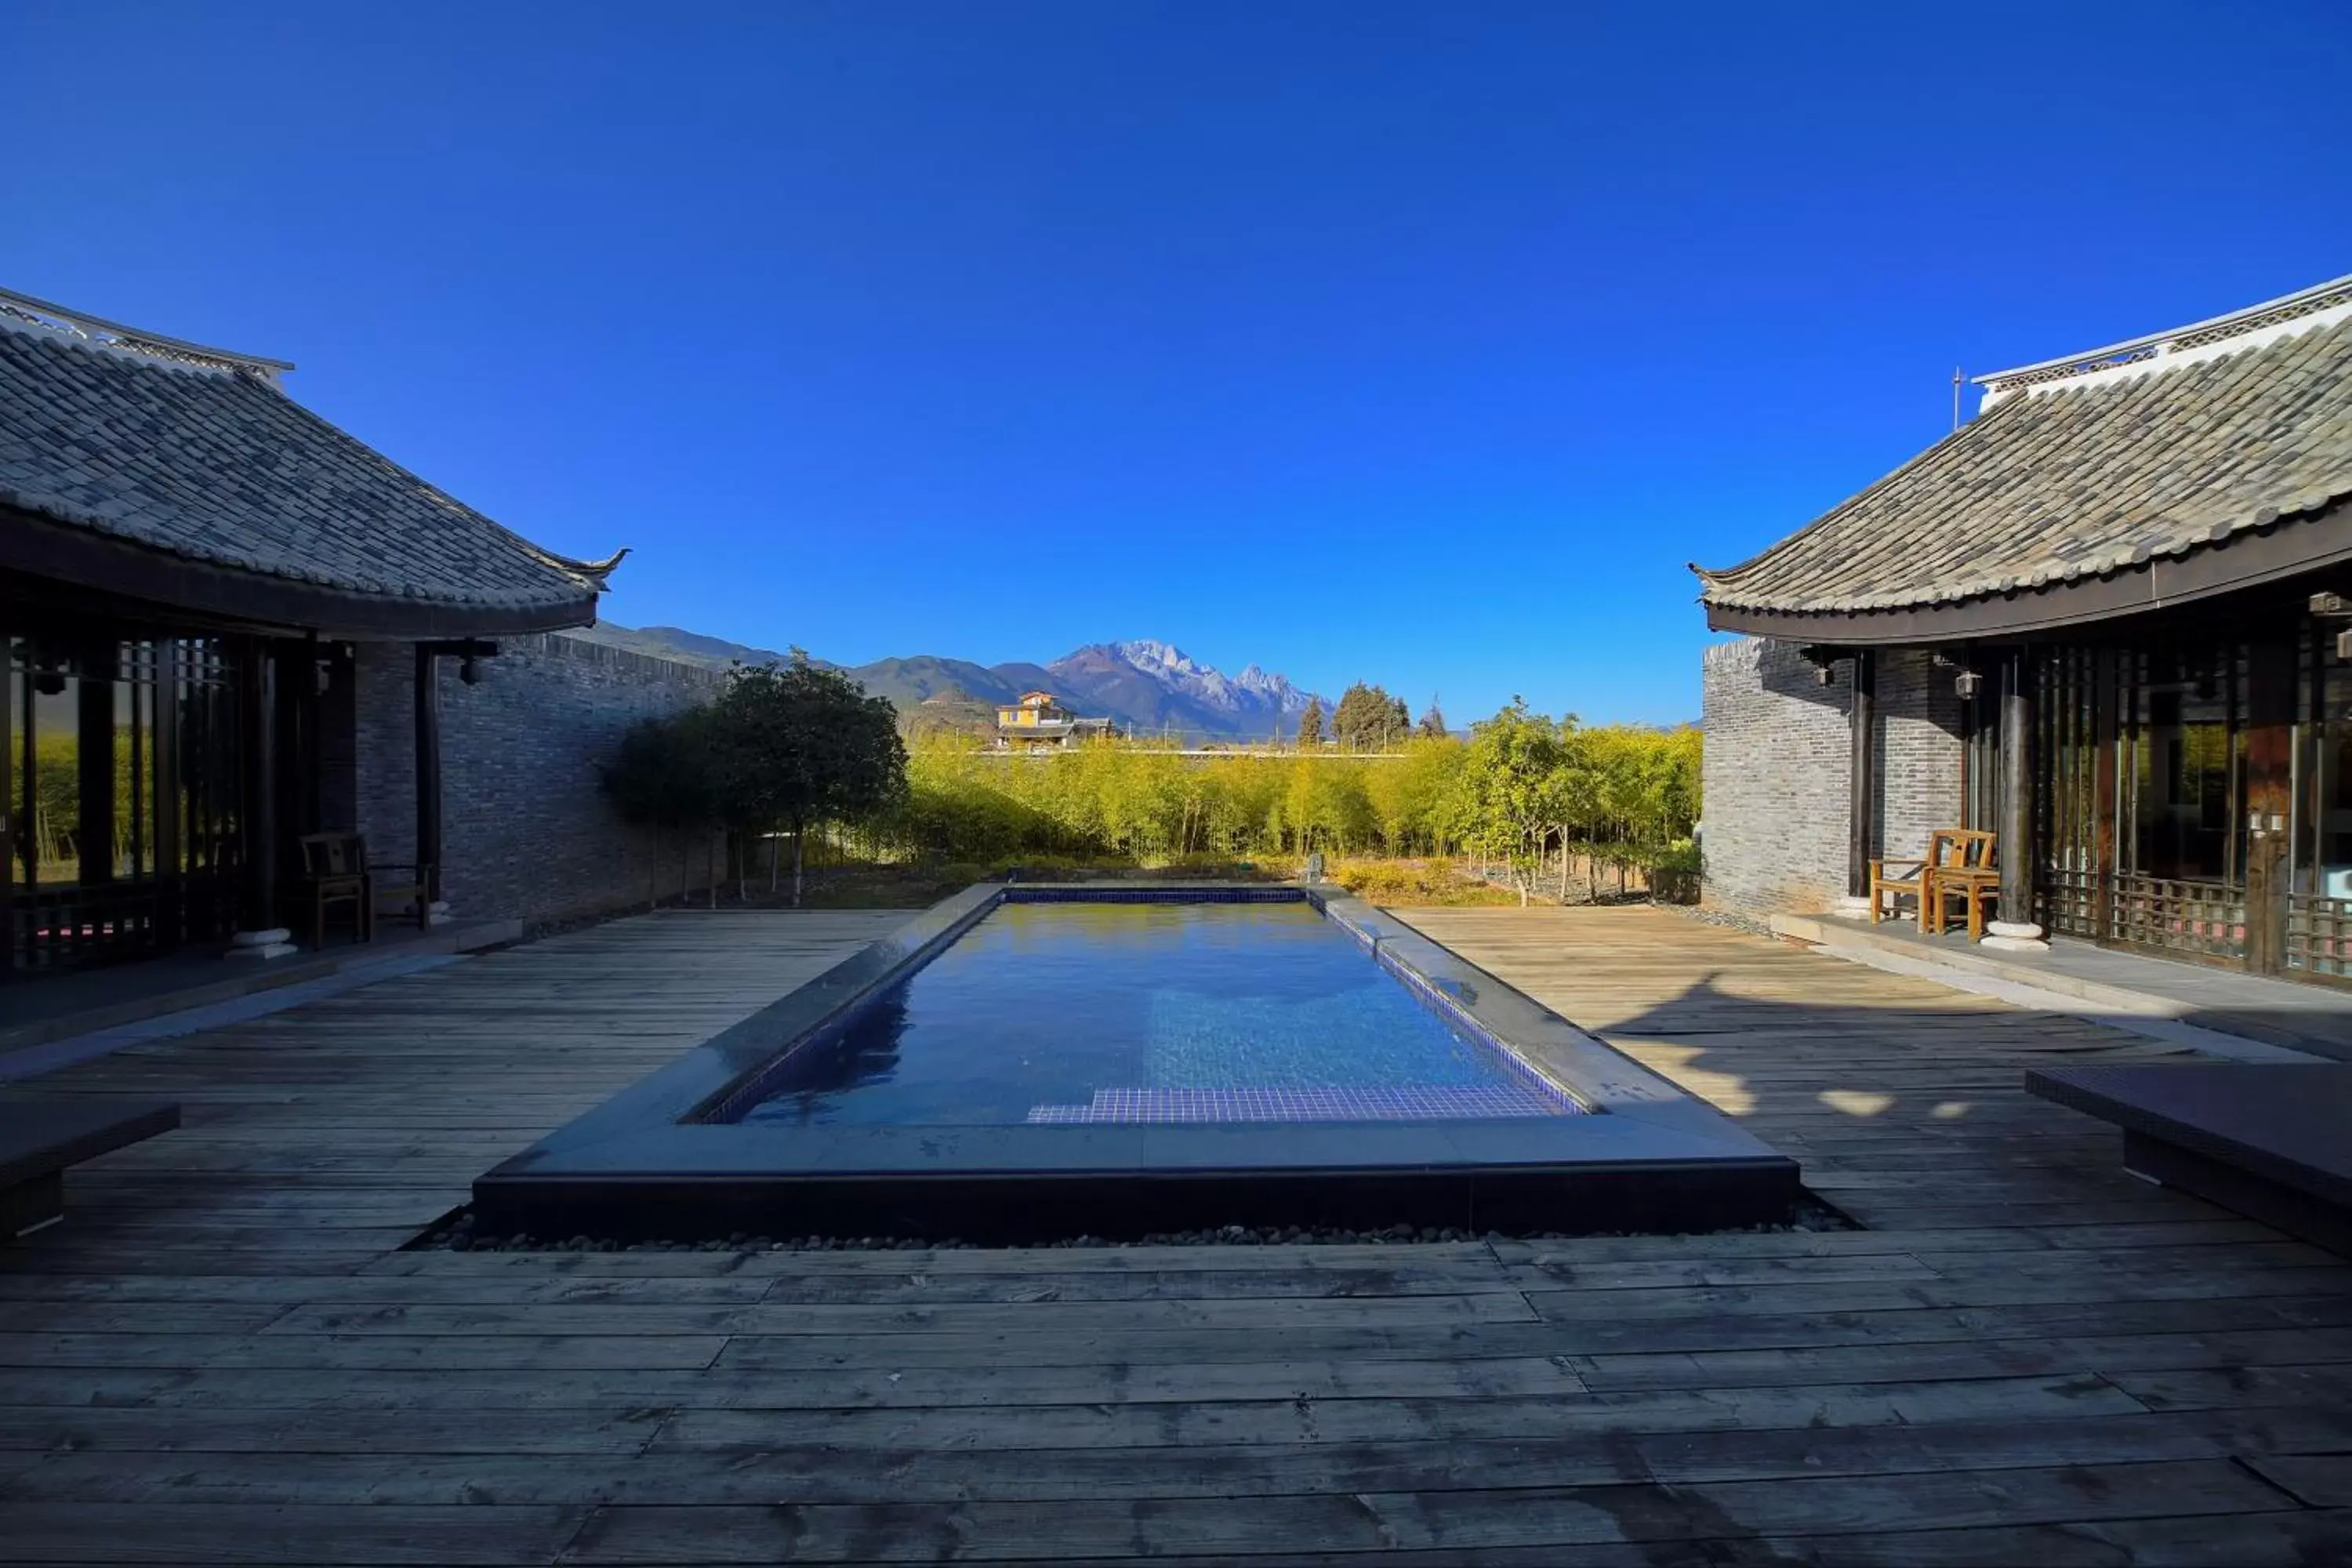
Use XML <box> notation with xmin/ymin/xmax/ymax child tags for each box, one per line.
<box><xmin>12</xmin><ymin>2</ymin><xmax>2350</xmax><ymax>724</ymax></box>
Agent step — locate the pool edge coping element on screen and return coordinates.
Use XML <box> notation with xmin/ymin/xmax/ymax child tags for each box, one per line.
<box><xmin>474</xmin><ymin>884</ymin><xmax>1797</xmax><ymax>1232</ymax></box>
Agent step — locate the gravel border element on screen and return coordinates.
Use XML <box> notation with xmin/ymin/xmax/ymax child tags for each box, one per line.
<box><xmin>415</xmin><ymin>1194</ymin><xmax>1855</xmax><ymax>1253</ymax></box>
<box><xmin>1659</xmin><ymin>902</ymin><xmax>1777</xmax><ymax>940</ymax></box>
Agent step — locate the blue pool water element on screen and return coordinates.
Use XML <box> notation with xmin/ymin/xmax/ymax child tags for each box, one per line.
<box><xmin>731</xmin><ymin>901</ymin><xmax>1576</xmax><ymax>1126</ymax></box>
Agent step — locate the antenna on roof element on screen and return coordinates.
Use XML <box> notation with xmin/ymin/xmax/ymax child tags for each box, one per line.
<box><xmin>1951</xmin><ymin>366</ymin><xmax>1963</xmax><ymax>433</ymax></box>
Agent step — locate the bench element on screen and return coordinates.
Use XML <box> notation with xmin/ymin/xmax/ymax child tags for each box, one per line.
<box><xmin>0</xmin><ymin>1098</ymin><xmax>182</xmax><ymax>1238</ymax></box>
<box><xmin>2027</xmin><ymin>1063</ymin><xmax>2352</xmax><ymax>1257</ymax></box>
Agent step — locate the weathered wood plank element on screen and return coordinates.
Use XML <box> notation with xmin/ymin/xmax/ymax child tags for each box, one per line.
<box><xmin>0</xmin><ymin>902</ymin><xmax>2338</xmax><ymax>1564</ymax></box>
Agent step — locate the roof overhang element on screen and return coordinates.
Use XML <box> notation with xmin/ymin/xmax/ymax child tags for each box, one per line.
<box><xmin>1704</xmin><ymin>499</ymin><xmax>2352</xmax><ymax>645</ymax></box>
<box><xmin>0</xmin><ymin>508</ymin><xmax>597</xmax><ymax>638</ymax></box>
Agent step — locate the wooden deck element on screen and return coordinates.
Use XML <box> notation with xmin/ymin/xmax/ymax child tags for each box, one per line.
<box><xmin>2</xmin><ymin>903</ymin><xmax>2350</xmax><ymax>1563</ymax></box>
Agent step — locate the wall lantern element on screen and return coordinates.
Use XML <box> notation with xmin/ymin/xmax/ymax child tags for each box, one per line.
<box><xmin>1954</xmin><ymin>670</ymin><xmax>1983</xmax><ymax>701</ymax></box>
<box><xmin>459</xmin><ymin>654</ymin><xmax>484</xmax><ymax>686</ymax></box>
<box><xmin>1812</xmin><ymin>662</ymin><xmax>1836</xmax><ymax>688</ymax></box>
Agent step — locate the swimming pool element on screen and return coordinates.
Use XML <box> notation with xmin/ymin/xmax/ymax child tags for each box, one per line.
<box><xmin>728</xmin><ymin>902</ymin><xmax>1578</xmax><ymax>1127</ymax></box>
<box><xmin>474</xmin><ymin>884</ymin><xmax>1799</xmax><ymax>1243</ymax></box>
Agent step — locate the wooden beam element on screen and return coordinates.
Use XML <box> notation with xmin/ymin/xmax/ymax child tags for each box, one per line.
<box><xmin>0</xmin><ymin>509</ymin><xmax>597</xmax><ymax>641</ymax></box>
<box><xmin>234</xmin><ymin>637</ymin><xmax>278</xmax><ymax>935</ymax></box>
<box><xmin>1998</xmin><ymin>648</ymin><xmax>2033</xmax><ymax>925</ymax></box>
<box><xmin>414</xmin><ymin>645</ymin><xmax>444</xmax><ymax>908</ymax></box>
<box><xmin>1847</xmin><ymin>649</ymin><xmax>1877</xmax><ymax>899</ymax></box>
<box><xmin>1704</xmin><ymin>499</ymin><xmax>2352</xmax><ymax>643</ymax></box>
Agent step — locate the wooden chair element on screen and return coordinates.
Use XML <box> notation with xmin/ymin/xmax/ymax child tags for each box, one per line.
<box><xmin>1925</xmin><ymin>829</ymin><xmax>2000</xmax><ymax>940</ymax></box>
<box><xmin>296</xmin><ymin>833</ymin><xmax>372</xmax><ymax>947</ymax></box>
<box><xmin>294</xmin><ymin>833</ymin><xmax>434</xmax><ymax>945</ymax></box>
<box><xmin>369</xmin><ymin>849</ymin><xmax>434</xmax><ymax>935</ymax></box>
<box><xmin>1870</xmin><ymin>829</ymin><xmax>1998</xmax><ymax>935</ymax></box>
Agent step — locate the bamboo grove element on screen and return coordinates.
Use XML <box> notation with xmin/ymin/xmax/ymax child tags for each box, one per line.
<box><xmin>878</xmin><ymin>707</ymin><xmax>1700</xmax><ymax>885</ymax></box>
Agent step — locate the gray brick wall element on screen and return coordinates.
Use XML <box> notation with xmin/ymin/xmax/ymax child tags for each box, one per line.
<box><xmin>1700</xmin><ymin>637</ymin><xmax>1851</xmax><ymax>917</ymax></box>
<box><xmin>1875</xmin><ymin>647</ymin><xmax>1965</xmax><ymax>862</ymax></box>
<box><xmin>355</xmin><ymin>633</ymin><xmax>726</xmax><ymax>924</ymax></box>
<box><xmin>1700</xmin><ymin>637</ymin><xmax>1965</xmax><ymax>919</ymax></box>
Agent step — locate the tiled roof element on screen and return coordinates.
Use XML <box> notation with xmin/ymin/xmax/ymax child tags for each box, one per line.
<box><xmin>1696</xmin><ymin>279</ymin><xmax>2352</xmax><ymax>616</ymax></box>
<box><xmin>0</xmin><ymin>291</ymin><xmax>619</xmax><ymax>617</ymax></box>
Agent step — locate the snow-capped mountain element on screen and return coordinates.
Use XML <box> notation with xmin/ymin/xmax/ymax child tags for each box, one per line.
<box><xmin>579</xmin><ymin>625</ymin><xmax>1325</xmax><ymax>741</ymax></box>
<box><xmin>1042</xmin><ymin>641</ymin><xmax>1318</xmax><ymax>738</ymax></box>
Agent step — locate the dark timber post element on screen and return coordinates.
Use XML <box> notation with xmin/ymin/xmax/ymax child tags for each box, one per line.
<box><xmin>1846</xmin><ymin>648</ymin><xmax>1877</xmax><ymax>899</ymax></box>
<box><xmin>76</xmin><ymin>641</ymin><xmax>118</xmax><ymax>889</ymax></box>
<box><xmin>1998</xmin><ymin>648</ymin><xmax>2034</xmax><ymax>931</ymax></box>
<box><xmin>232</xmin><ymin>636</ymin><xmax>283</xmax><ymax>949</ymax></box>
<box><xmin>414</xmin><ymin>644</ymin><xmax>443</xmax><ymax>908</ymax></box>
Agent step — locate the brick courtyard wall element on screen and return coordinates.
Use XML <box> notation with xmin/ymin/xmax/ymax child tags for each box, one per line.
<box><xmin>354</xmin><ymin>633</ymin><xmax>726</xmax><ymax>924</ymax></box>
<box><xmin>1700</xmin><ymin>637</ymin><xmax>1965</xmax><ymax>920</ymax></box>
<box><xmin>1700</xmin><ymin>637</ymin><xmax>1853</xmax><ymax>917</ymax></box>
<box><xmin>1874</xmin><ymin>647</ymin><xmax>1966</xmax><ymax>862</ymax></box>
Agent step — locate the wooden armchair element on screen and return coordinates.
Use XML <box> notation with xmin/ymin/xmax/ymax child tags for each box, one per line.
<box><xmin>1870</xmin><ymin>829</ymin><xmax>1998</xmax><ymax>935</ymax></box>
<box><xmin>296</xmin><ymin>833</ymin><xmax>370</xmax><ymax>947</ymax></box>
<box><xmin>370</xmin><ymin>850</ymin><xmax>434</xmax><ymax>935</ymax></box>
<box><xmin>1926</xmin><ymin>829</ymin><xmax>2000</xmax><ymax>941</ymax></box>
<box><xmin>293</xmin><ymin>833</ymin><xmax>434</xmax><ymax>946</ymax></box>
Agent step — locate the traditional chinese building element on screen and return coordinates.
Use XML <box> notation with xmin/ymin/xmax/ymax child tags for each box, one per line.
<box><xmin>994</xmin><ymin>691</ymin><xmax>1113</xmax><ymax>750</ymax></box>
<box><xmin>0</xmin><ymin>286</ymin><xmax>662</xmax><ymax>979</ymax></box>
<box><xmin>1696</xmin><ymin>272</ymin><xmax>2352</xmax><ymax>983</ymax></box>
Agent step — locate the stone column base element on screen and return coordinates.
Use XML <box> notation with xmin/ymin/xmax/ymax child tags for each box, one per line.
<box><xmin>1982</xmin><ymin>919</ymin><xmax>2050</xmax><ymax>953</ymax></box>
<box><xmin>426</xmin><ymin>900</ymin><xmax>454</xmax><ymax>927</ymax></box>
<box><xmin>1828</xmin><ymin>895</ymin><xmax>1875</xmax><ymax>920</ymax></box>
<box><xmin>226</xmin><ymin>927</ymin><xmax>297</xmax><ymax>960</ymax></box>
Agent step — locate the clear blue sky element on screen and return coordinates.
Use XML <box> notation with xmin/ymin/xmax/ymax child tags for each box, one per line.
<box><xmin>12</xmin><ymin>2</ymin><xmax>2350</xmax><ymax>724</ymax></box>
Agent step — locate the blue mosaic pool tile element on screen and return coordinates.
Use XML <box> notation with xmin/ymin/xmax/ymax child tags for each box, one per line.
<box><xmin>1004</xmin><ymin>886</ymin><xmax>1302</xmax><ymax>905</ymax></box>
<box><xmin>1025</xmin><ymin>1083</ymin><xmax>1563</xmax><ymax>1123</ymax></box>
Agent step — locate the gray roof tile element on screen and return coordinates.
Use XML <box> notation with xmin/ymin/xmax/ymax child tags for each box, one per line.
<box><xmin>1697</xmin><ymin>307</ymin><xmax>2352</xmax><ymax>615</ymax></box>
<box><xmin>0</xmin><ymin>310</ymin><xmax>616</xmax><ymax>615</ymax></box>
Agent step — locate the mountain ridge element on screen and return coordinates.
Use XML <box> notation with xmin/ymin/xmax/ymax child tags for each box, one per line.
<box><xmin>573</xmin><ymin>623</ymin><xmax>1325</xmax><ymax>740</ymax></box>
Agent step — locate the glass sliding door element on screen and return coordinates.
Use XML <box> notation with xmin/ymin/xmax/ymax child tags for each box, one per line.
<box><xmin>3</xmin><ymin>630</ymin><xmax>243</xmax><ymax>977</ymax></box>
<box><xmin>2111</xmin><ymin>643</ymin><xmax>2249</xmax><ymax>963</ymax></box>
<box><xmin>2289</xmin><ymin>622</ymin><xmax>2352</xmax><ymax>979</ymax></box>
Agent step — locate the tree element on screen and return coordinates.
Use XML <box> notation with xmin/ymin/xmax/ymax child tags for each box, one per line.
<box><xmin>702</xmin><ymin>653</ymin><xmax>909</xmax><ymax>906</ymax></box>
<box><xmin>1295</xmin><ymin>700</ymin><xmax>1324</xmax><ymax>748</ymax></box>
<box><xmin>1416</xmin><ymin>698</ymin><xmax>1449</xmax><ymax>739</ymax></box>
<box><xmin>598</xmin><ymin>710</ymin><xmax>720</xmax><ymax>909</ymax></box>
<box><xmin>1331</xmin><ymin>682</ymin><xmax>1417</xmax><ymax>751</ymax></box>
<box><xmin>1330</xmin><ymin>683</ymin><xmax>1391</xmax><ymax>750</ymax></box>
<box><xmin>1445</xmin><ymin>699</ymin><xmax>1568</xmax><ymax>906</ymax></box>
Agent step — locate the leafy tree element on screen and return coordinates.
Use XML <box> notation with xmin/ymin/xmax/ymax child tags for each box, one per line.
<box><xmin>1416</xmin><ymin>698</ymin><xmax>1448</xmax><ymax>739</ymax></box>
<box><xmin>702</xmin><ymin>653</ymin><xmax>909</xmax><ymax>905</ymax></box>
<box><xmin>1445</xmin><ymin>699</ymin><xmax>1569</xmax><ymax>905</ymax></box>
<box><xmin>1294</xmin><ymin>700</ymin><xmax>1325</xmax><ymax>749</ymax></box>
<box><xmin>1330</xmin><ymin>683</ymin><xmax>1392</xmax><ymax>750</ymax></box>
<box><xmin>598</xmin><ymin>710</ymin><xmax>720</xmax><ymax>909</ymax></box>
<box><xmin>1330</xmin><ymin>682</ymin><xmax>1417</xmax><ymax>751</ymax></box>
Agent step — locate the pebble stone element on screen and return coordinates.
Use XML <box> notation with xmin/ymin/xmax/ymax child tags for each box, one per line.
<box><xmin>438</xmin><ymin>1196</ymin><xmax>1849</xmax><ymax>1254</ymax></box>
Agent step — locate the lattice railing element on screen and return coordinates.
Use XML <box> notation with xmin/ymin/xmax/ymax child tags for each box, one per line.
<box><xmin>2108</xmin><ymin>873</ymin><xmax>2245</xmax><ymax>960</ymax></box>
<box><xmin>2287</xmin><ymin>894</ymin><xmax>2352</xmax><ymax>977</ymax></box>
<box><xmin>2042</xmin><ymin>866</ymin><xmax>2101</xmax><ymax>938</ymax></box>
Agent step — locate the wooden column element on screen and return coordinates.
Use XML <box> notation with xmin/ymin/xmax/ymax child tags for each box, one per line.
<box><xmin>76</xmin><ymin>641</ymin><xmax>118</xmax><ymax>887</ymax></box>
<box><xmin>2092</xmin><ymin>647</ymin><xmax>2119</xmax><ymax>943</ymax></box>
<box><xmin>234</xmin><ymin>637</ymin><xmax>279</xmax><ymax>935</ymax></box>
<box><xmin>1846</xmin><ymin>648</ymin><xmax>1877</xmax><ymax>899</ymax></box>
<box><xmin>1998</xmin><ymin>648</ymin><xmax>2034</xmax><ymax>928</ymax></box>
<box><xmin>2242</xmin><ymin>638</ymin><xmax>2299</xmax><ymax>975</ymax></box>
<box><xmin>413</xmin><ymin>644</ymin><xmax>443</xmax><ymax>906</ymax></box>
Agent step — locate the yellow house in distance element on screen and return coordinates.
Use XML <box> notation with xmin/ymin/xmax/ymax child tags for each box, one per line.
<box><xmin>995</xmin><ymin>691</ymin><xmax>1114</xmax><ymax>750</ymax></box>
